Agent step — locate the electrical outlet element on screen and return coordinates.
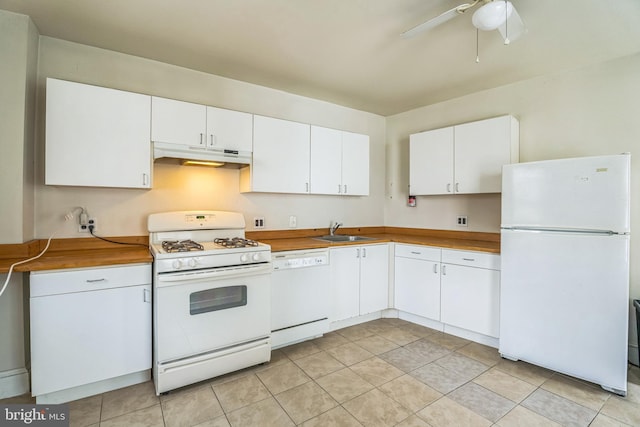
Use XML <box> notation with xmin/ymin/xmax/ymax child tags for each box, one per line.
<box><xmin>254</xmin><ymin>217</ymin><xmax>265</xmax><ymax>229</ymax></box>
<box><xmin>79</xmin><ymin>218</ymin><xmax>97</xmax><ymax>233</ymax></box>
<box><xmin>456</xmin><ymin>215</ymin><xmax>468</xmax><ymax>227</ymax></box>
<box><xmin>288</xmin><ymin>215</ymin><xmax>297</xmax><ymax>228</ymax></box>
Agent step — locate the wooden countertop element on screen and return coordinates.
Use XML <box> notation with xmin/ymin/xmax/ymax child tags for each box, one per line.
<box><xmin>0</xmin><ymin>227</ymin><xmax>499</xmax><ymax>274</ymax></box>
<box><xmin>0</xmin><ymin>236</ymin><xmax>152</xmax><ymax>273</ymax></box>
<box><xmin>247</xmin><ymin>227</ymin><xmax>500</xmax><ymax>254</ymax></box>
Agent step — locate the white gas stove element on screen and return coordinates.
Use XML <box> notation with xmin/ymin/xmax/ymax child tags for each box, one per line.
<box><xmin>148</xmin><ymin>211</ymin><xmax>271</xmax><ymax>273</ymax></box>
<box><xmin>147</xmin><ymin>210</ymin><xmax>272</xmax><ymax>395</ymax></box>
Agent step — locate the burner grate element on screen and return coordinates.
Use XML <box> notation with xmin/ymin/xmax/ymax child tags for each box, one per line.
<box><xmin>162</xmin><ymin>240</ymin><xmax>204</xmax><ymax>253</ymax></box>
<box><xmin>214</xmin><ymin>237</ymin><xmax>259</xmax><ymax>248</ymax></box>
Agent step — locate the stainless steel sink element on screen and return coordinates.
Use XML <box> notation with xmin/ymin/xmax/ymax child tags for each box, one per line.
<box><xmin>314</xmin><ymin>235</ymin><xmax>378</xmax><ymax>243</ymax></box>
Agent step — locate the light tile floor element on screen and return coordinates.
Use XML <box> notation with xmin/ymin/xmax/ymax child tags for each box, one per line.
<box><xmin>3</xmin><ymin>318</ymin><xmax>640</xmax><ymax>426</ymax></box>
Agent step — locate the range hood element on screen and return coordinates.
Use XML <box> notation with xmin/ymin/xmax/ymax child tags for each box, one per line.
<box><xmin>153</xmin><ymin>142</ymin><xmax>251</xmax><ymax>169</ymax></box>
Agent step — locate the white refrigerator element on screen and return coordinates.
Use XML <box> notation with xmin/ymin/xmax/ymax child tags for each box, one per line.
<box><xmin>499</xmin><ymin>153</ymin><xmax>630</xmax><ymax>396</ymax></box>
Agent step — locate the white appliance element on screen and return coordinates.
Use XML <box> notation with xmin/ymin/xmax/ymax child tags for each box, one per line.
<box><xmin>271</xmin><ymin>249</ymin><xmax>330</xmax><ymax>348</ymax></box>
<box><xmin>148</xmin><ymin>211</ymin><xmax>272</xmax><ymax>395</ymax></box>
<box><xmin>499</xmin><ymin>153</ymin><xmax>630</xmax><ymax>396</ymax></box>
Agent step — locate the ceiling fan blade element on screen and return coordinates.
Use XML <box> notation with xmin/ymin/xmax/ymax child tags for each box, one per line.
<box><xmin>497</xmin><ymin>6</ymin><xmax>526</xmax><ymax>43</ymax></box>
<box><xmin>400</xmin><ymin>5</ymin><xmax>465</xmax><ymax>38</ymax></box>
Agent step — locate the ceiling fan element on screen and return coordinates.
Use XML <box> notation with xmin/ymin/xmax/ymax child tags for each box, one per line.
<box><xmin>401</xmin><ymin>0</ymin><xmax>526</xmax><ymax>44</ymax></box>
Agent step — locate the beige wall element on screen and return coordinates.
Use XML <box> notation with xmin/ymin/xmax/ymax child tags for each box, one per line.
<box><xmin>34</xmin><ymin>37</ymin><xmax>386</xmax><ymax>239</ymax></box>
<box><xmin>385</xmin><ymin>52</ymin><xmax>640</xmax><ymax>359</ymax></box>
<box><xmin>0</xmin><ymin>10</ymin><xmax>38</xmax><ymax>395</ymax></box>
<box><xmin>0</xmin><ymin>10</ymin><xmax>37</xmax><ymax>244</ymax></box>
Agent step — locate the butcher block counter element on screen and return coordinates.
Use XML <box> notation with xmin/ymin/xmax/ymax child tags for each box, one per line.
<box><xmin>247</xmin><ymin>227</ymin><xmax>500</xmax><ymax>253</ymax></box>
<box><xmin>0</xmin><ymin>227</ymin><xmax>499</xmax><ymax>273</ymax></box>
<box><xmin>0</xmin><ymin>236</ymin><xmax>151</xmax><ymax>273</ymax></box>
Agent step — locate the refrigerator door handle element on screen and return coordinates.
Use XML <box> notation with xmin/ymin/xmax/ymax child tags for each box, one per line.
<box><xmin>502</xmin><ymin>226</ymin><xmax>619</xmax><ymax>235</ymax></box>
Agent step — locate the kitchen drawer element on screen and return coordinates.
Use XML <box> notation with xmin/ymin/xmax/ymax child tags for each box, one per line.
<box><xmin>31</xmin><ymin>264</ymin><xmax>151</xmax><ymax>297</ymax></box>
<box><xmin>395</xmin><ymin>244</ymin><xmax>441</xmax><ymax>261</ymax></box>
<box><xmin>441</xmin><ymin>249</ymin><xmax>500</xmax><ymax>270</ymax></box>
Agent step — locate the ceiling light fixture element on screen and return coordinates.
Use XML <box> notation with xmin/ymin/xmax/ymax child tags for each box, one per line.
<box><xmin>472</xmin><ymin>0</ymin><xmax>513</xmax><ymax>31</ymax></box>
<box><xmin>182</xmin><ymin>160</ymin><xmax>225</xmax><ymax>167</ymax></box>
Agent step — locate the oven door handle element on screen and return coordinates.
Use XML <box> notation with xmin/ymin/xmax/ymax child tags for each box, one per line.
<box><xmin>157</xmin><ymin>264</ymin><xmax>271</xmax><ymax>284</ymax></box>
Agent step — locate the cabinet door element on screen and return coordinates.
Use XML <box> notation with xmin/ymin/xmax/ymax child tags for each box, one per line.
<box><xmin>30</xmin><ymin>283</ymin><xmax>151</xmax><ymax>395</ymax></box>
<box><xmin>206</xmin><ymin>106</ymin><xmax>253</xmax><ymax>152</ymax></box>
<box><xmin>440</xmin><ymin>263</ymin><xmax>500</xmax><ymax>337</ymax></box>
<box><xmin>45</xmin><ymin>78</ymin><xmax>151</xmax><ymax>189</ymax></box>
<box><xmin>454</xmin><ymin>115</ymin><xmax>514</xmax><ymax>194</ymax></box>
<box><xmin>359</xmin><ymin>245</ymin><xmax>389</xmax><ymax>315</ymax></box>
<box><xmin>251</xmin><ymin>115</ymin><xmax>310</xmax><ymax>193</ymax></box>
<box><xmin>309</xmin><ymin>125</ymin><xmax>342</xmax><ymax>194</ymax></box>
<box><xmin>330</xmin><ymin>247</ymin><xmax>361</xmax><ymax>321</ymax></box>
<box><xmin>394</xmin><ymin>257</ymin><xmax>441</xmax><ymax>320</ymax></box>
<box><xmin>409</xmin><ymin>127</ymin><xmax>454</xmax><ymax>195</ymax></box>
<box><xmin>151</xmin><ymin>96</ymin><xmax>207</xmax><ymax>147</ymax></box>
<box><xmin>341</xmin><ymin>131</ymin><xmax>370</xmax><ymax>196</ymax></box>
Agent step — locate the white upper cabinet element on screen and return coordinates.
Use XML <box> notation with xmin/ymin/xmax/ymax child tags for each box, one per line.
<box><xmin>241</xmin><ymin>115</ymin><xmax>311</xmax><ymax>194</ymax></box>
<box><xmin>151</xmin><ymin>97</ymin><xmax>252</xmax><ymax>153</ymax></box>
<box><xmin>151</xmin><ymin>97</ymin><xmax>207</xmax><ymax>148</ymax></box>
<box><xmin>309</xmin><ymin>126</ymin><xmax>370</xmax><ymax>196</ymax></box>
<box><xmin>454</xmin><ymin>115</ymin><xmax>518</xmax><ymax>194</ymax></box>
<box><xmin>45</xmin><ymin>78</ymin><xmax>152</xmax><ymax>189</ymax></box>
<box><xmin>341</xmin><ymin>131</ymin><xmax>370</xmax><ymax>196</ymax></box>
<box><xmin>409</xmin><ymin>127</ymin><xmax>454</xmax><ymax>195</ymax></box>
<box><xmin>310</xmin><ymin>126</ymin><xmax>342</xmax><ymax>194</ymax></box>
<box><xmin>206</xmin><ymin>106</ymin><xmax>253</xmax><ymax>153</ymax></box>
<box><xmin>410</xmin><ymin>115</ymin><xmax>519</xmax><ymax>195</ymax></box>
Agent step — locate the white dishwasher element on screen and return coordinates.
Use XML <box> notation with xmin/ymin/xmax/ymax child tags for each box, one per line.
<box><xmin>271</xmin><ymin>249</ymin><xmax>330</xmax><ymax>348</ymax></box>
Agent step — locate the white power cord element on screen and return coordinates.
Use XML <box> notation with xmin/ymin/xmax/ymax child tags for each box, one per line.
<box><xmin>0</xmin><ymin>208</ymin><xmax>82</xmax><ymax>298</ymax></box>
<box><xmin>0</xmin><ymin>234</ymin><xmax>56</xmax><ymax>298</ymax></box>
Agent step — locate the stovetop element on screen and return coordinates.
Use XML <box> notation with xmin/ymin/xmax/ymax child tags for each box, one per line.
<box><xmin>148</xmin><ymin>211</ymin><xmax>271</xmax><ymax>272</ymax></box>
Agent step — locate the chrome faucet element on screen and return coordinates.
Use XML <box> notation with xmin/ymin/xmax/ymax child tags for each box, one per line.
<box><xmin>330</xmin><ymin>221</ymin><xmax>343</xmax><ymax>236</ymax></box>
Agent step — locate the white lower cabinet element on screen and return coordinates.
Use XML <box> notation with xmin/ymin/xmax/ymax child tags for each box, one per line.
<box><xmin>394</xmin><ymin>245</ymin><xmax>441</xmax><ymax>321</ymax></box>
<box><xmin>330</xmin><ymin>244</ymin><xmax>389</xmax><ymax>322</ymax></box>
<box><xmin>30</xmin><ymin>264</ymin><xmax>152</xmax><ymax>402</ymax></box>
<box><xmin>440</xmin><ymin>250</ymin><xmax>501</xmax><ymax>338</ymax></box>
<box><xmin>394</xmin><ymin>246</ymin><xmax>500</xmax><ymax>339</ymax></box>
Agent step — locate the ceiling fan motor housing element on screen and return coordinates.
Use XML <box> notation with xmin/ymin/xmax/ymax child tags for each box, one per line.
<box><xmin>472</xmin><ymin>0</ymin><xmax>514</xmax><ymax>31</ymax></box>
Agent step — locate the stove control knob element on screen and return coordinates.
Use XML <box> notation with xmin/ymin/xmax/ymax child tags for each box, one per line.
<box><xmin>172</xmin><ymin>259</ymin><xmax>183</xmax><ymax>269</ymax></box>
<box><xmin>188</xmin><ymin>258</ymin><xmax>198</xmax><ymax>268</ymax></box>
<box><xmin>252</xmin><ymin>253</ymin><xmax>262</xmax><ymax>262</ymax></box>
<box><xmin>240</xmin><ymin>254</ymin><xmax>249</xmax><ymax>263</ymax></box>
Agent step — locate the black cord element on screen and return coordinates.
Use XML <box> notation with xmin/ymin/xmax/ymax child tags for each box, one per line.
<box><xmin>89</xmin><ymin>226</ymin><xmax>149</xmax><ymax>248</ymax></box>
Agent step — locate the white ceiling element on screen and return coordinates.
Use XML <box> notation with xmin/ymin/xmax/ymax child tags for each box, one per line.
<box><xmin>2</xmin><ymin>0</ymin><xmax>640</xmax><ymax>116</ymax></box>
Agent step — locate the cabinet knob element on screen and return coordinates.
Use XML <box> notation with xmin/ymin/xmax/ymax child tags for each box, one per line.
<box><xmin>447</xmin><ymin>183</ymin><xmax>452</xmax><ymax>193</ymax></box>
<box><xmin>433</xmin><ymin>264</ymin><xmax>438</xmax><ymax>274</ymax></box>
<box><xmin>200</xmin><ymin>133</ymin><xmax>204</xmax><ymax>145</ymax></box>
<box><xmin>442</xmin><ymin>265</ymin><xmax>447</xmax><ymax>275</ymax></box>
<box><xmin>456</xmin><ymin>183</ymin><xmax>460</xmax><ymax>192</ymax></box>
<box><xmin>210</xmin><ymin>134</ymin><xmax>216</xmax><ymax>146</ymax></box>
<box><xmin>344</xmin><ymin>184</ymin><xmax>348</xmax><ymax>194</ymax></box>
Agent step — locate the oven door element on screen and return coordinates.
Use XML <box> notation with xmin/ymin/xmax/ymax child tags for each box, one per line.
<box><xmin>154</xmin><ymin>263</ymin><xmax>271</xmax><ymax>363</ymax></box>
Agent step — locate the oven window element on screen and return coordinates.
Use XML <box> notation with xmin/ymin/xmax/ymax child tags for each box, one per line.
<box><xmin>190</xmin><ymin>286</ymin><xmax>247</xmax><ymax>315</ymax></box>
